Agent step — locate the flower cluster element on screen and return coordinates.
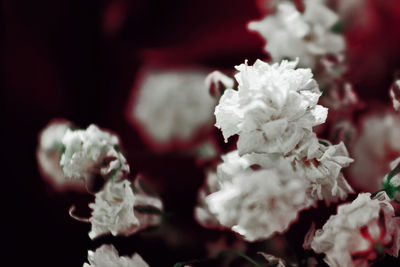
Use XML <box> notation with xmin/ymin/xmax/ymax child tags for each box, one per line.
<box><xmin>310</xmin><ymin>192</ymin><xmax>400</xmax><ymax>267</ymax></box>
<box><xmin>83</xmin><ymin>244</ymin><xmax>149</xmax><ymax>267</ymax></box>
<box><xmin>198</xmin><ymin>58</ymin><xmax>354</xmax><ymax>242</ymax></box>
<box><xmin>248</xmin><ymin>0</ymin><xmax>345</xmax><ymax>68</ymax></box>
<box><xmin>37</xmin><ymin>120</ymin><xmax>163</xmax><ymax>264</ymax></box>
<box><xmin>215</xmin><ymin>59</ymin><xmax>327</xmax><ymax>155</ymax></box>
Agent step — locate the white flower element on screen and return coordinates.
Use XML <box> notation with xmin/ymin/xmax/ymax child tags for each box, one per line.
<box><xmin>130</xmin><ymin>68</ymin><xmax>216</xmax><ymax>146</ymax></box>
<box><xmin>248</xmin><ymin>0</ymin><xmax>345</xmax><ymax>68</ymax></box>
<box><xmin>89</xmin><ymin>179</ymin><xmax>139</xmax><ymax>239</ymax></box>
<box><xmin>389</xmin><ymin>79</ymin><xmax>400</xmax><ymax>111</ymax></box>
<box><xmin>311</xmin><ymin>192</ymin><xmax>400</xmax><ymax>267</ymax></box>
<box><xmin>37</xmin><ymin>120</ymin><xmax>84</xmax><ymax>191</ymax></box>
<box><xmin>83</xmin><ymin>244</ymin><xmax>149</xmax><ymax>267</ymax></box>
<box><xmin>289</xmin><ymin>133</ymin><xmax>354</xmax><ymax>205</ymax></box>
<box><xmin>60</xmin><ymin>124</ymin><xmax>129</xmax><ymax>181</ymax></box>
<box><xmin>197</xmin><ymin>150</ymin><xmax>312</xmax><ymax>241</ymax></box>
<box><xmin>88</xmin><ymin>179</ymin><xmax>163</xmax><ymax>239</ymax></box>
<box><xmin>215</xmin><ymin>59</ymin><xmax>327</xmax><ymax>155</ymax></box>
<box><xmin>349</xmin><ymin>112</ymin><xmax>400</xmax><ymax>192</ymax></box>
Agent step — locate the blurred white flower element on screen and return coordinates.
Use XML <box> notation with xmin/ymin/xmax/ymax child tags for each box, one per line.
<box><xmin>215</xmin><ymin>59</ymin><xmax>327</xmax><ymax>155</ymax></box>
<box><xmin>197</xmin><ymin>150</ymin><xmax>312</xmax><ymax>241</ymax></box>
<box><xmin>289</xmin><ymin>133</ymin><xmax>354</xmax><ymax>205</ymax></box>
<box><xmin>60</xmin><ymin>124</ymin><xmax>129</xmax><ymax>181</ymax></box>
<box><xmin>349</xmin><ymin>112</ymin><xmax>400</xmax><ymax>192</ymax></box>
<box><xmin>37</xmin><ymin>120</ymin><xmax>85</xmax><ymax>190</ymax></box>
<box><xmin>88</xmin><ymin>179</ymin><xmax>163</xmax><ymax>240</ymax></box>
<box><xmin>131</xmin><ymin>68</ymin><xmax>217</xmax><ymax>146</ymax></box>
<box><xmin>248</xmin><ymin>0</ymin><xmax>345</xmax><ymax>68</ymax></box>
<box><xmin>311</xmin><ymin>192</ymin><xmax>400</xmax><ymax>267</ymax></box>
<box><xmin>83</xmin><ymin>244</ymin><xmax>149</xmax><ymax>267</ymax></box>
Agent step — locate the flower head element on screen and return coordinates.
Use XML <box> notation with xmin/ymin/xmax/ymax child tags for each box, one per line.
<box><xmin>83</xmin><ymin>244</ymin><xmax>149</xmax><ymax>267</ymax></box>
<box><xmin>88</xmin><ymin>178</ymin><xmax>163</xmax><ymax>239</ymax></box>
<box><xmin>88</xmin><ymin>180</ymin><xmax>139</xmax><ymax>239</ymax></box>
<box><xmin>60</xmin><ymin>124</ymin><xmax>129</xmax><ymax>181</ymax></box>
<box><xmin>37</xmin><ymin>120</ymin><xmax>85</xmax><ymax>191</ymax></box>
<box><xmin>289</xmin><ymin>133</ymin><xmax>354</xmax><ymax>205</ymax></box>
<box><xmin>311</xmin><ymin>192</ymin><xmax>400</xmax><ymax>267</ymax></box>
<box><xmin>248</xmin><ymin>0</ymin><xmax>345</xmax><ymax>68</ymax></box>
<box><xmin>197</xmin><ymin>150</ymin><xmax>312</xmax><ymax>241</ymax></box>
<box><xmin>215</xmin><ymin>59</ymin><xmax>327</xmax><ymax>155</ymax></box>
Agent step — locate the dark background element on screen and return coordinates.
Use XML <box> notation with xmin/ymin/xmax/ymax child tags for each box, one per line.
<box><xmin>3</xmin><ymin>0</ymin><xmax>400</xmax><ymax>266</ymax></box>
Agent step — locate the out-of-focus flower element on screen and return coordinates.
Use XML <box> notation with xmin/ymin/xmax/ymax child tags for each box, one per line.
<box><xmin>129</xmin><ymin>68</ymin><xmax>217</xmax><ymax>148</ymax></box>
<box><xmin>311</xmin><ymin>192</ymin><xmax>400</xmax><ymax>267</ymax></box>
<box><xmin>37</xmin><ymin>120</ymin><xmax>84</xmax><ymax>191</ymax></box>
<box><xmin>349</xmin><ymin>112</ymin><xmax>400</xmax><ymax>192</ymax></box>
<box><xmin>382</xmin><ymin>157</ymin><xmax>400</xmax><ymax>201</ymax></box>
<box><xmin>389</xmin><ymin>79</ymin><xmax>400</xmax><ymax>111</ymax></box>
<box><xmin>248</xmin><ymin>0</ymin><xmax>345</xmax><ymax>68</ymax></box>
<box><xmin>196</xmin><ymin>150</ymin><xmax>312</xmax><ymax>242</ymax></box>
<box><xmin>83</xmin><ymin>244</ymin><xmax>149</xmax><ymax>267</ymax></box>
<box><xmin>88</xmin><ymin>179</ymin><xmax>162</xmax><ymax>239</ymax></box>
<box><xmin>60</xmin><ymin>124</ymin><xmax>129</xmax><ymax>181</ymax></box>
<box><xmin>289</xmin><ymin>133</ymin><xmax>354</xmax><ymax>205</ymax></box>
<box><xmin>215</xmin><ymin>59</ymin><xmax>327</xmax><ymax>155</ymax></box>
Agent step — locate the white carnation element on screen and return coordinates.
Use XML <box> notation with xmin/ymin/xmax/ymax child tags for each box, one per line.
<box><xmin>60</xmin><ymin>124</ymin><xmax>129</xmax><ymax>181</ymax></box>
<box><xmin>248</xmin><ymin>0</ymin><xmax>345</xmax><ymax>68</ymax></box>
<box><xmin>198</xmin><ymin>150</ymin><xmax>312</xmax><ymax>241</ymax></box>
<box><xmin>311</xmin><ymin>192</ymin><xmax>400</xmax><ymax>267</ymax></box>
<box><xmin>83</xmin><ymin>244</ymin><xmax>149</xmax><ymax>267</ymax></box>
<box><xmin>37</xmin><ymin>120</ymin><xmax>84</xmax><ymax>190</ymax></box>
<box><xmin>88</xmin><ymin>179</ymin><xmax>163</xmax><ymax>240</ymax></box>
<box><xmin>131</xmin><ymin>68</ymin><xmax>216</xmax><ymax>145</ymax></box>
<box><xmin>89</xmin><ymin>180</ymin><xmax>139</xmax><ymax>239</ymax></box>
<box><xmin>215</xmin><ymin>59</ymin><xmax>327</xmax><ymax>155</ymax></box>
